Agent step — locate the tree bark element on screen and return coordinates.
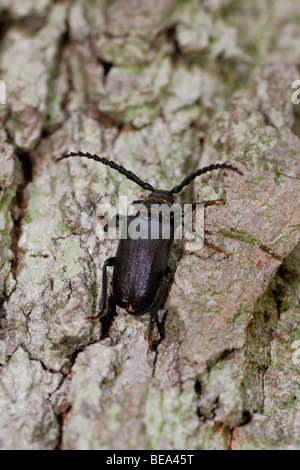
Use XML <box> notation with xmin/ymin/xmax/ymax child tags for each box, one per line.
<box><xmin>0</xmin><ymin>0</ymin><xmax>299</xmax><ymax>450</ymax></box>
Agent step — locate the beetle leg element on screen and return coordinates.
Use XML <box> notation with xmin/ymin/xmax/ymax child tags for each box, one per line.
<box><xmin>87</xmin><ymin>257</ymin><xmax>115</xmax><ymax>321</ymax></box>
<box><xmin>178</xmin><ymin>214</ymin><xmax>229</xmax><ymax>259</ymax></box>
<box><xmin>204</xmin><ymin>240</ymin><xmax>229</xmax><ymax>259</ymax></box>
<box><xmin>177</xmin><ymin>199</ymin><xmax>225</xmax><ymax>227</ymax></box>
<box><xmin>179</xmin><ymin>201</ymin><xmax>229</xmax><ymax>258</ymax></box>
<box><xmin>100</xmin><ymin>295</ymin><xmax>117</xmax><ymax>339</ymax></box>
<box><xmin>111</xmin><ymin>214</ymin><xmax>128</xmax><ymax>232</ymax></box>
<box><xmin>132</xmin><ymin>195</ymin><xmax>147</xmax><ymax>205</ymax></box>
<box><xmin>97</xmin><ymin>213</ymin><xmax>125</xmax><ymax>232</ymax></box>
<box><xmin>147</xmin><ymin>266</ymin><xmax>173</xmax><ymax>351</ymax></box>
<box><xmin>202</xmin><ymin>198</ymin><xmax>224</xmax><ymax>207</ymax></box>
<box><xmin>181</xmin><ymin>199</ymin><xmax>224</xmax><ymax>217</ymax></box>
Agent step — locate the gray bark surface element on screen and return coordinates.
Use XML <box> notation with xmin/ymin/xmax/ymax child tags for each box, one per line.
<box><xmin>0</xmin><ymin>0</ymin><xmax>299</xmax><ymax>450</ymax></box>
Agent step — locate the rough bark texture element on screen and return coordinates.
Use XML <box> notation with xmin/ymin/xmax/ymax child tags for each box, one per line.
<box><xmin>0</xmin><ymin>0</ymin><xmax>299</xmax><ymax>450</ymax></box>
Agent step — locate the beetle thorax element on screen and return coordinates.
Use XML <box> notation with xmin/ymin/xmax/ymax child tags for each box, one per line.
<box><xmin>145</xmin><ymin>190</ymin><xmax>175</xmax><ymax>207</ymax></box>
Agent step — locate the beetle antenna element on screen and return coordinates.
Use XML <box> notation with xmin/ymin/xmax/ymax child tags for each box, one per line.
<box><xmin>56</xmin><ymin>151</ymin><xmax>155</xmax><ymax>192</ymax></box>
<box><xmin>170</xmin><ymin>163</ymin><xmax>243</xmax><ymax>194</ymax></box>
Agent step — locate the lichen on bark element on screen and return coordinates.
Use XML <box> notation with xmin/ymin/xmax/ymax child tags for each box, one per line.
<box><xmin>0</xmin><ymin>0</ymin><xmax>299</xmax><ymax>450</ymax></box>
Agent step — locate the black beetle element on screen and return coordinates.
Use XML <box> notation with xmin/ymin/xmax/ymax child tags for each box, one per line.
<box><xmin>56</xmin><ymin>151</ymin><xmax>242</xmax><ymax>348</ymax></box>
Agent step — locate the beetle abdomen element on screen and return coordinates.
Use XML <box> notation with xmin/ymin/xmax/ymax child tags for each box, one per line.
<box><xmin>112</xmin><ymin>216</ymin><xmax>173</xmax><ymax>314</ymax></box>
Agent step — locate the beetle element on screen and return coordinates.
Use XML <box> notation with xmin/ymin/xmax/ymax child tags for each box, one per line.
<box><xmin>56</xmin><ymin>151</ymin><xmax>242</xmax><ymax>349</ymax></box>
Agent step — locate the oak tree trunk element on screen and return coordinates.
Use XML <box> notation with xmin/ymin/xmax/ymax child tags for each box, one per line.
<box><xmin>0</xmin><ymin>0</ymin><xmax>299</xmax><ymax>450</ymax></box>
